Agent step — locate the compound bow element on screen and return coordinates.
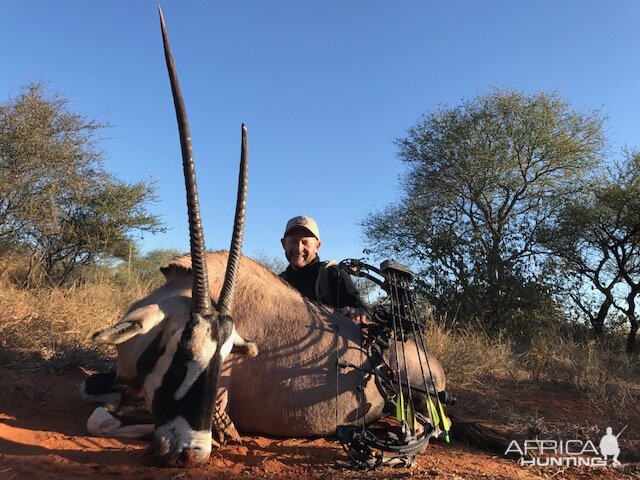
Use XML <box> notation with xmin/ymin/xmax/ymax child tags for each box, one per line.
<box><xmin>335</xmin><ymin>258</ymin><xmax>456</xmax><ymax>469</ymax></box>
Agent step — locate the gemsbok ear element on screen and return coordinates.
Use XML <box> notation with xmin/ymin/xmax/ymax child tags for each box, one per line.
<box><xmin>93</xmin><ymin>305</ymin><xmax>166</xmax><ymax>344</ymax></box>
<box><xmin>93</xmin><ymin>322</ymin><xmax>142</xmax><ymax>345</ymax></box>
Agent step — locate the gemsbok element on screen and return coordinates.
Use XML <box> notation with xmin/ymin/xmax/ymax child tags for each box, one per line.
<box><xmin>87</xmin><ymin>7</ymin><xmax>450</xmax><ymax>468</ymax></box>
<box><xmin>90</xmin><ymin>8</ymin><xmax>257</xmax><ymax>466</ymax></box>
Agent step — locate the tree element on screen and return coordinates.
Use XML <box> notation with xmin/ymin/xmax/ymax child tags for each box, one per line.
<box><xmin>253</xmin><ymin>250</ymin><xmax>287</xmax><ymax>274</ymax></box>
<box><xmin>116</xmin><ymin>247</ymin><xmax>183</xmax><ymax>286</ymax></box>
<box><xmin>363</xmin><ymin>88</ymin><xmax>605</xmax><ymax>330</ymax></box>
<box><xmin>0</xmin><ymin>83</ymin><xmax>164</xmax><ymax>285</ymax></box>
<box><xmin>542</xmin><ymin>150</ymin><xmax>640</xmax><ymax>353</ymax></box>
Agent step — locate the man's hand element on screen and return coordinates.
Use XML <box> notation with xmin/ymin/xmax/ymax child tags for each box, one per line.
<box><xmin>339</xmin><ymin>306</ymin><xmax>371</xmax><ymax>326</ymax></box>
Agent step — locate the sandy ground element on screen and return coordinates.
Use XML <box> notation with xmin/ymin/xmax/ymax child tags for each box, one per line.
<box><xmin>0</xmin><ymin>367</ymin><xmax>638</xmax><ymax>480</ymax></box>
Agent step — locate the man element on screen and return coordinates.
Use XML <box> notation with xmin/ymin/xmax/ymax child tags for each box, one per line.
<box><xmin>279</xmin><ymin>215</ymin><xmax>370</xmax><ymax>324</ymax></box>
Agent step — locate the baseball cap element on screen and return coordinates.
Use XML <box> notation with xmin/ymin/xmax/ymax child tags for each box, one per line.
<box><xmin>283</xmin><ymin>215</ymin><xmax>320</xmax><ymax>240</ymax></box>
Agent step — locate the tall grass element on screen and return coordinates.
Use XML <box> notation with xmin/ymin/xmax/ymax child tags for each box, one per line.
<box><xmin>0</xmin><ymin>253</ymin><xmax>158</xmax><ymax>370</ymax></box>
<box><xmin>424</xmin><ymin>316</ymin><xmax>518</xmax><ymax>388</ymax></box>
<box><xmin>423</xmin><ymin>313</ymin><xmax>639</xmax><ymax>414</ymax></box>
<box><xmin>0</xmin><ymin>252</ymin><xmax>638</xmax><ymax>414</ymax></box>
<box><xmin>525</xmin><ymin>329</ymin><xmax>638</xmax><ymax>413</ymax></box>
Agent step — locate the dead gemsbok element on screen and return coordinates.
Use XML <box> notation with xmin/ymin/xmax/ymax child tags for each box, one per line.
<box><xmin>90</xmin><ymin>8</ymin><xmax>256</xmax><ymax>466</ymax></box>
<box><xmin>88</xmin><ymin>8</ymin><xmax>452</xmax><ymax>469</ymax></box>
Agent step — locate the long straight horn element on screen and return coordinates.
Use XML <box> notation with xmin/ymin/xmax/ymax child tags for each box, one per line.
<box><xmin>158</xmin><ymin>7</ymin><xmax>212</xmax><ymax>317</ymax></box>
<box><xmin>218</xmin><ymin>124</ymin><xmax>248</xmax><ymax>317</ymax></box>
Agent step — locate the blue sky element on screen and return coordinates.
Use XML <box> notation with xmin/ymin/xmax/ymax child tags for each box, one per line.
<box><xmin>2</xmin><ymin>1</ymin><xmax>639</xmax><ymax>266</ymax></box>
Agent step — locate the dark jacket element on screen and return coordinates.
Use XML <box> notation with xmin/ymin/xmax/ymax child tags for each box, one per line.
<box><xmin>280</xmin><ymin>257</ymin><xmax>369</xmax><ymax>313</ymax></box>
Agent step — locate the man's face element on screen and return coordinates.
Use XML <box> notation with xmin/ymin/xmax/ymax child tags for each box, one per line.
<box><xmin>281</xmin><ymin>228</ymin><xmax>321</xmax><ymax>269</ymax></box>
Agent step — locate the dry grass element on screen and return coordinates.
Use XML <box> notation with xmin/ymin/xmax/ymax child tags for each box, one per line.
<box><xmin>523</xmin><ymin>330</ymin><xmax>639</xmax><ymax>414</ymax></box>
<box><xmin>423</xmin><ymin>313</ymin><xmax>639</xmax><ymax>415</ymax></box>
<box><xmin>0</xmin><ymin>254</ymin><xmax>154</xmax><ymax>370</ymax></box>
<box><xmin>0</xmin><ymin>252</ymin><xmax>638</xmax><ymax>415</ymax></box>
<box><xmin>424</xmin><ymin>316</ymin><xmax>518</xmax><ymax>388</ymax></box>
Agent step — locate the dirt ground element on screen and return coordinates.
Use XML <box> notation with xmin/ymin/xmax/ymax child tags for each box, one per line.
<box><xmin>0</xmin><ymin>367</ymin><xmax>638</xmax><ymax>480</ymax></box>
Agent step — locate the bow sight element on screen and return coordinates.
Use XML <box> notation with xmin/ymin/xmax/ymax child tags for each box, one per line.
<box><xmin>335</xmin><ymin>258</ymin><xmax>456</xmax><ymax>470</ymax></box>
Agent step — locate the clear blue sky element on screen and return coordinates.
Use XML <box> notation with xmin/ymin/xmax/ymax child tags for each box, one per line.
<box><xmin>2</xmin><ymin>1</ymin><xmax>639</xmax><ymax>265</ymax></box>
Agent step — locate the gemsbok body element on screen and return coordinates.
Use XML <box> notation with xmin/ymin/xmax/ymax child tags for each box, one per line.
<box><xmin>92</xmin><ymin>251</ymin><xmax>447</xmax><ymax>438</ymax></box>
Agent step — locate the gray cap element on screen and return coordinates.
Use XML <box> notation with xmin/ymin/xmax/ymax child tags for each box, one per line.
<box><xmin>283</xmin><ymin>215</ymin><xmax>320</xmax><ymax>240</ymax></box>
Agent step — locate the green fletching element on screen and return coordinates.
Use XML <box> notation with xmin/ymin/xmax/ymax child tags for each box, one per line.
<box><xmin>437</xmin><ymin>400</ymin><xmax>451</xmax><ymax>432</ymax></box>
<box><xmin>396</xmin><ymin>391</ymin><xmax>406</xmax><ymax>422</ymax></box>
<box><xmin>435</xmin><ymin>399</ymin><xmax>451</xmax><ymax>443</ymax></box>
<box><xmin>427</xmin><ymin>397</ymin><xmax>440</xmax><ymax>426</ymax></box>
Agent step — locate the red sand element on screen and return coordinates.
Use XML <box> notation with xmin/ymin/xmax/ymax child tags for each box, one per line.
<box><xmin>0</xmin><ymin>367</ymin><xmax>636</xmax><ymax>480</ymax></box>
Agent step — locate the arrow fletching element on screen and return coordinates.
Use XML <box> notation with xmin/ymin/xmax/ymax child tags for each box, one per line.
<box><xmin>427</xmin><ymin>397</ymin><xmax>440</xmax><ymax>426</ymax></box>
<box><xmin>438</xmin><ymin>401</ymin><xmax>451</xmax><ymax>431</ymax></box>
<box><xmin>396</xmin><ymin>391</ymin><xmax>406</xmax><ymax>422</ymax></box>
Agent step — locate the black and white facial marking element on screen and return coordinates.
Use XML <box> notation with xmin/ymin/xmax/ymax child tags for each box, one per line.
<box><xmin>144</xmin><ymin>311</ymin><xmax>220</xmax><ymax>466</ymax></box>
<box><xmin>138</xmin><ymin>309</ymin><xmax>251</xmax><ymax>466</ymax></box>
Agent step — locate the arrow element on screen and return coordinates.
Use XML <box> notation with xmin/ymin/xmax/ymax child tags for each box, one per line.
<box><xmin>427</xmin><ymin>397</ymin><xmax>451</xmax><ymax>443</ymax></box>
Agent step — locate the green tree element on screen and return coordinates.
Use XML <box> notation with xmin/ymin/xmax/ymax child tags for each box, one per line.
<box><xmin>363</xmin><ymin>88</ymin><xmax>605</xmax><ymax>330</ymax></box>
<box><xmin>0</xmin><ymin>83</ymin><xmax>164</xmax><ymax>285</ymax></box>
<box><xmin>253</xmin><ymin>249</ymin><xmax>287</xmax><ymax>274</ymax></box>
<box><xmin>116</xmin><ymin>246</ymin><xmax>182</xmax><ymax>286</ymax></box>
<box><xmin>542</xmin><ymin>150</ymin><xmax>640</xmax><ymax>353</ymax></box>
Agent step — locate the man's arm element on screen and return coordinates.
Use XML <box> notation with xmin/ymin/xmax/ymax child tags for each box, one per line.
<box><xmin>330</xmin><ymin>267</ymin><xmax>371</xmax><ymax>324</ymax></box>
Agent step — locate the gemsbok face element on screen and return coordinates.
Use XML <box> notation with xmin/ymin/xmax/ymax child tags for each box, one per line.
<box><xmin>92</xmin><ymin>7</ymin><xmax>256</xmax><ymax>466</ymax></box>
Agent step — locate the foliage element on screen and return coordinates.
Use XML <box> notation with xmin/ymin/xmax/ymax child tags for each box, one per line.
<box><xmin>363</xmin><ymin>88</ymin><xmax>606</xmax><ymax>330</ymax></box>
<box><xmin>541</xmin><ymin>150</ymin><xmax>640</xmax><ymax>352</ymax></box>
<box><xmin>0</xmin><ymin>83</ymin><xmax>164</xmax><ymax>285</ymax></box>
<box><xmin>253</xmin><ymin>249</ymin><xmax>287</xmax><ymax>274</ymax></box>
<box><xmin>0</xmin><ymin>252</ymin><xmax>147</xmax><ymax>370</ymax></box>
<box><xmin>424</xmin><ymin>315</ymin><xmax>517</xmax><ymax>388</ymax></box>
<box><xmin>117</xmin><ymin>247</ymin><xmax>183</xmax><ymax>286</ymax></box>
<box><xmin>523</xmin><ymin>325</ymin><xmax>637</xmax><ymax>413</ymax></box>
<box><xmin>72</xmin><ymin>247</ymin><xmax>183</xmax><ymax>290</ymax></box>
